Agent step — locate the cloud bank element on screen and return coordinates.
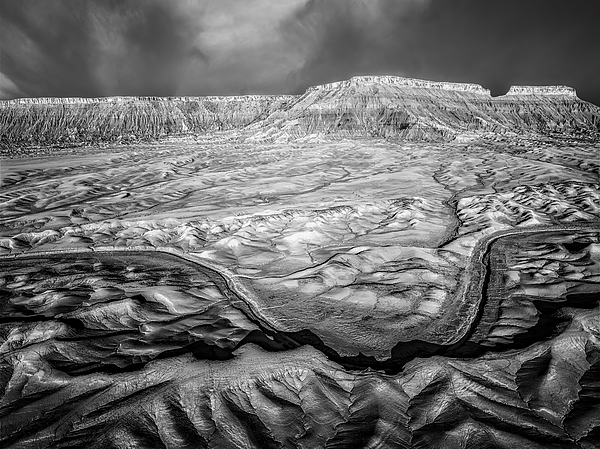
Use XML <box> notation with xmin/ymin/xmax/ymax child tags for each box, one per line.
<box><xmin>1</xmin><ymin>0</ymin><xmax>599</xmax><ymax>105</ymax></box>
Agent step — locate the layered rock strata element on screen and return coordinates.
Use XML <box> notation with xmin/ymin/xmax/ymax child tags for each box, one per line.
<box><xmin>1</xmin><ymin>76</ymin><xmax>598</xmax><ymax>148</ymax></box>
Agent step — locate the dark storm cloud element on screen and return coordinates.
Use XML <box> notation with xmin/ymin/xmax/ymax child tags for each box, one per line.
<box><xmin>0</xmin><ymin>0</ymin><xmax>203</xmax><ymax>97</ymax></box>
<box><xmin>288</xmin><ymin>0</ymin><xmax>600</xmax><ymax>105</ymax></box>
<box><xmin>283</xmin><ymin>0</ymin><xmax>430</xmax><ymax>89</ymax></box>
<box><xmin>1</xmin><ymin>1</ymin><xmax>99</xmax><ymax>97</ymax></box>
<box><xmin>1</xmin><ymin>0</ymin><xmax>599</xmax><ymax>105</ymax></box>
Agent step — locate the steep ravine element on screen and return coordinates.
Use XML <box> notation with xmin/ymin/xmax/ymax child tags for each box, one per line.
<box><xmin>0</xmin><ymin>225</ymin><xmax>598</xmax><ymax>448</ymax></box>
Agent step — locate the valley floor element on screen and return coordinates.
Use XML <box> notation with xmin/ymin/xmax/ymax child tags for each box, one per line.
<box><xmin>0</xmin><ymin>133</ymin><xmax>599</xmax><ymax>448</ymax></box>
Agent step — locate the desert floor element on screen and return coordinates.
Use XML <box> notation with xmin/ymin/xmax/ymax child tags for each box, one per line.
<box><xmin>1</xmin><ymin>134</ymin><xmax>599</xmax><ymax>447</ymax></box>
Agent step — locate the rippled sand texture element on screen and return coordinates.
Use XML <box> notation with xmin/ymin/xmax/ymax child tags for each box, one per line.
<box><xmin>1</xmin><ymin>77</ymin><xmax>599</xmax><ymax>448</ymax></box>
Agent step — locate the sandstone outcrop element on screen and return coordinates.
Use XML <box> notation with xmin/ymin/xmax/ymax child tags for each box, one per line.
<box><xmin>1</xmin><ymin>76</ymin><xmax>598</xmax><ymax>148</ymax></box>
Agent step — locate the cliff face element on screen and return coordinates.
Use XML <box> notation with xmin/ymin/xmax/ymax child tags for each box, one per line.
<box><xmin>1</xmin><ymin>76</ymin><xmax>598</xmax><ymax>147</ymax></box>
<box><xmin>285</xmin><ymin>76</ymin><xmax>598</xmax><ymax>140</ymax></box>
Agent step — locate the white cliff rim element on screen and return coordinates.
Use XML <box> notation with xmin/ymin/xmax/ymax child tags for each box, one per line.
<box><xmin>0</xmin><ymin>75</ymin><xmax>580</xmax><ymax>105</ymax></box>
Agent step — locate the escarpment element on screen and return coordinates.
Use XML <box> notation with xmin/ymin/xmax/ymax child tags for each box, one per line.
<box><xmin>1</xmin><ymin>76</ymin><xmax>598</xmax><ymax>148</ymax></box>
<box><xmin>0</xmin><ymin>95</ymin><xmax>295</xmax><ymax>147</ymax></box>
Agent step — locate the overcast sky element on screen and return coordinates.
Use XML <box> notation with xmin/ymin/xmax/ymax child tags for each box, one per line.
<box><xmin>1</xmin><ymin>0</ymin><xmax>599</xmax><ymax>105</ymax></box>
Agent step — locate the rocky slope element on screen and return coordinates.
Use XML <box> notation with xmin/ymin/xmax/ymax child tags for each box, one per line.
<box><xmin>1</xmin><ymin>228</ymin><xmax>598</xmax><ymax>448</ymax></box>
<box><xmin>1</xmin><ymin>76</ymin><xmax>599</xmax><ymax>148</ymax></box>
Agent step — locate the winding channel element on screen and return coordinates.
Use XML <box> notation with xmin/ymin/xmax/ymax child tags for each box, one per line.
<box><xmin>1</xmin><ymin>222</ymin><xmax>598</xmax><ymax>371</ymax></box>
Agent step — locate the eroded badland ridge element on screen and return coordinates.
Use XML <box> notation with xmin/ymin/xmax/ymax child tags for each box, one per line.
<box><xmin>1</xmin><ymin>75</ymin><xmax>598</xmax><ymax>150</ymax></box>
<box><xmin>0</xmin><ymin>76</ymin><xmax>599</xmax><ymax>448</ymax></box>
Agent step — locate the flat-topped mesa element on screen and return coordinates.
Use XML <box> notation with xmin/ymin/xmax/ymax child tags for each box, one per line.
<box><xmin>306</xmin><ymin>75</ymin><xmax>492</xmax><ymax>95</ymax></box>
<box><xmin>0</xmin><ymin>97</ymin><xmax>123</xmax><ymax>106</ymax></box>
<box><xmin>0</xmin><ymin>96</ymin><xmax>181</xmax><ymax>106</ymax></box>
<box><xmin>0</xmin><ymin>94</ymin><xmax>295</xmax><ymax>107</ymax></box>
<box><xmin>0</xmin><ymin>78</ymin><xmax>580</xmax><ymax>107</ymax></box>
<box><xmin>1</xmin><ymin>75</ymin><xmax>597</xmax><ymax>148</ymax></box>
<box><xmin>504</xmin><ymin>85</ymin><xmax>578</xmax><ymax>97</ymax></box>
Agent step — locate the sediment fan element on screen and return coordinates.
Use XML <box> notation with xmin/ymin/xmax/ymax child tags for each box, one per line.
<box><xmin>0</xmin><ymin>76</ymin><xmax>599</xmax><ymax>448</ymax></box>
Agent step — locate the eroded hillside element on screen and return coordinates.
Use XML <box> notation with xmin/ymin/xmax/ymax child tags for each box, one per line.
<box><xmin>1</xmin><ymin>76</ymin><xmax>599</xmax><ymax>150</ymax></box>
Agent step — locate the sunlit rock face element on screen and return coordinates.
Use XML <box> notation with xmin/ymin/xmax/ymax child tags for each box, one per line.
<box><xmin>0</xmin><ymin>94</ymin><xmax>295</xmax><ymax>145</ymax></box>
<box><xmin>0</xmin><ymin>230</ymin><xmax>598</xmax><ymax>448</ymax></box>
<box><xmin>0</xmin><ymin>76</ymin><xmax>599</xmax><ymax>448</ymax></box>
<box><xmin>284</xmin><ymin>76</ymin><xmax>597</xmax><ymax>140</ymax></box>
<box><xmin>1</xmin><ymin>76</ymin><xmax>598</xmax><ymax>147</ymax></box>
